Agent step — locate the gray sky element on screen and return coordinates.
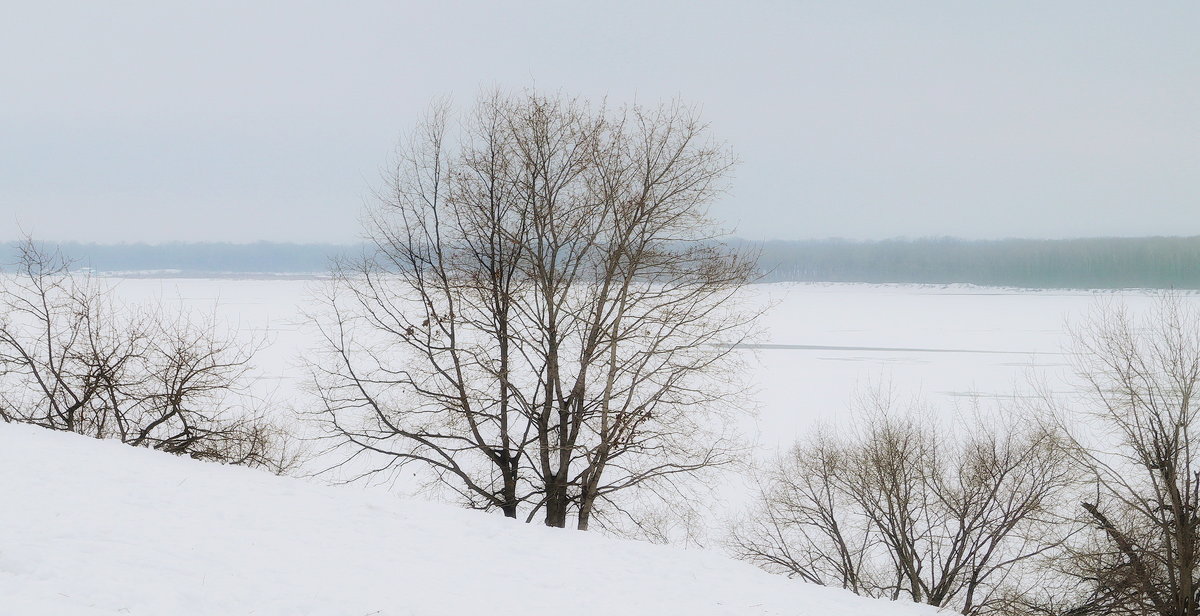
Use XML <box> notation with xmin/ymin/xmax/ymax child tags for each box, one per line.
<box><xmin>2</xmin><ymin>1</ymin><xmax>1197</xmax><ymax>243</ymax></box>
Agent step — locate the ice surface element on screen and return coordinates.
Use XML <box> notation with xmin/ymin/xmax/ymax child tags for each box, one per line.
<box><xmin>98</xmin><ymin>278</ymin><xmax>1178</xmax><ymax>449</ymax></box>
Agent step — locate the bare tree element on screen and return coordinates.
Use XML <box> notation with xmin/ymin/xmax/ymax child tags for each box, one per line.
<box><xmin>731</xmin><ymin>430</ymin><xmax>873</xmax><ymax>592</ymax></box>
<box><xmin>311</xmin><ymin>90</ymin><xmax>756</xmax><ymax>532</ymax></box>
<box><xmin>310</xmin><ymin>97</ymin><xmax>541</xmax><ymax>517</ymax></box>
<box><xmin>0</xmin><ymin>241</ymin><xmax>123</xmax><ymax>436</ymax></box>
<box><xmin>1049</xmin><ymin>295</ymin><xmax>1200</xmax><ymax>616</ymax></box>
<box><xmin>732</xmin><ymin>397</ymin><xmax>1076</xmax><ymax>615</ymax></box>
<box><xmin>0</xmin><ymin>239</ymin><xmax>299</xmax><ymax>474</ymax></box>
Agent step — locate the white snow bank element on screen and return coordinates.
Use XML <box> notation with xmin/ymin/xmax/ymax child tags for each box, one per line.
<box><xmin>0</xmin><ymin>423</ymin><xmax>939</xmax><ymax>616</ymax></box>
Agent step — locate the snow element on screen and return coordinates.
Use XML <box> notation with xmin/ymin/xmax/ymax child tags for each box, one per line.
<box><xmin>0</xmin><ymin>422</ymin><xmax>939</xmax><ymax>616</ymax></box>
<box><xmin>5</xmin><ymin>278</ymin><xmax>1189</xmax><ymax>613</ymax></box>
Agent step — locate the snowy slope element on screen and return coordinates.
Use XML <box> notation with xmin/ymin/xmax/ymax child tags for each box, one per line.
<box><xmin>0</xmin><ymin>423</ymin><xmax>938</xmax><ymax>616</ymax></box>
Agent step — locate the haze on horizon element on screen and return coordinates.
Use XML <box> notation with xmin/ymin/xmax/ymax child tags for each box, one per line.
<box><xmin>2</xmin><ymin>1</ymin><xmax>1197</xmax><ymax>244</ymax></box>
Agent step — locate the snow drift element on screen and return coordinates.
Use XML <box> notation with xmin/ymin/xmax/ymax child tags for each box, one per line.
<box><xmin>0</xmin><ymin>423</ymin><xmax>938</xmax><ymax>615</ymax></box>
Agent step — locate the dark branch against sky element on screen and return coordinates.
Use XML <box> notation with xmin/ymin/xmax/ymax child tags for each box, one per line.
<box><xmin>1</xmin><ymin>1</ymin><xmax>1197</xmax><ymax>243</ymax></box>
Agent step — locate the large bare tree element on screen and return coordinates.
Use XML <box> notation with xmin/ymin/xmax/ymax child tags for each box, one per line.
<box><xmin>311</xmin><ymin>91</ymin><xmax>756</xmax><ymax>532</ymax></box>
<box><xmin>1049</xmin><ymin>295</ymin><xmax>1200</xmax><ymax>616</ymax></box>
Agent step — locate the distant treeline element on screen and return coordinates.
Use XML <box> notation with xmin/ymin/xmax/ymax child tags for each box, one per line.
<box><xmin>748</xmin><ymin>236</ymin><xmax>1200</xmax><ymax>289</ymax></box>
<box><xmin>3</xmin><ymin>237</ymin><xmax>1199</xmax><ymax>288</ymax></box>
<box><xmin>0</xmin><ymin>241</ymin><xmax>357</xmax><ymax>277</ymax></box>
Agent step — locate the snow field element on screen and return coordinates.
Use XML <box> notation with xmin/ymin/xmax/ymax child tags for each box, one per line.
<box><xmin>0</xmin><ymin>422</ymin><xmax>939</xmax><ymax>615</ymax></box>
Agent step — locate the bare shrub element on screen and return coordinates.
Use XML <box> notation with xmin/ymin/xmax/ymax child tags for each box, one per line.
<box><xmin>0</xmin><ymin>239</ymin><xmax>300</xmax><ymax>474</ymax></box>
<box><xmin>732</xmin><ymin>396</ymin><xmax>1076</xmax><ymax>615</ymax></box>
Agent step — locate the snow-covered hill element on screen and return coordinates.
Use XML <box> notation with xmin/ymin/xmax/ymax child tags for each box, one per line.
<box><xmin>0</xmin><ymin>423</ymin><xmax>939</xmax><ymax>616</ymax></box>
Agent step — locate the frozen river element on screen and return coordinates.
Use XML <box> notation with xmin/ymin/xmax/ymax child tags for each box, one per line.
<box><xmin>103</xmin><ymin>277</ymin><xmax>1186</xmax><ymax>452</ymax></box>
<box><xmin>78</xmin><ymin>277</ymin><xmax>1196</xmax><ymax>533</ymax></box>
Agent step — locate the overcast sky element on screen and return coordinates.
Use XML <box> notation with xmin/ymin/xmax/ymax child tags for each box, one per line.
<box><xmin>2</xmin><ymin>1</ymin><xmax>1197</xmax><ymax>243</ymax></box>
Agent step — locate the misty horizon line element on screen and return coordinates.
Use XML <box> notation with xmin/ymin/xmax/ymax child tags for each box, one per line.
<box><xmin>7</xmin><ymin>234</ymin><xmax>1200</xmax><ymax>248</ymax></box>
<box><xmin>4</xmin><ymin>236</ymin><xmax>1200</xmax><ymax>290</ymax></box>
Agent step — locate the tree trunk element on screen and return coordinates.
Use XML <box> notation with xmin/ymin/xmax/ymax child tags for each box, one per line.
<box><xmin>543</xmin><ymin>472</ymin><xmax>570</xmax><ymax>528</ymax></box>
<box><xmin>577</xmin><ymin>490</ymin><xmax>596</xmax><ymax>531</ymax></box>
<box><xmin>500</xmin><ymin>459</ymin><xmax>519</xmax><ymax>519</ymax></box>
<box><xmin>544</xmin><ymin>490</ymin><xmax>569</xmax><ymax>528</ymax></box>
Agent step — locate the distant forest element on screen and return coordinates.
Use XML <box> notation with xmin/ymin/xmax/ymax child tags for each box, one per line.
<box><xmin>0</xmin><ymin>241</ymin><xmax>352</xmax><ymax>277</ymax></box>
<box><xmin>748</xmin><ymin>236</ymin><xmax>1200</xmax><ymax>289</ymax></box>
<box><xmin>3</xmin><ymin>237</ymin><xmax>1199</xmax><ymax>289</ymax></box>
